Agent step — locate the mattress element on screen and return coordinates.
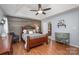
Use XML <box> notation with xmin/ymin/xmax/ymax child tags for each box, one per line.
<box><xmin>22</xmin><ymin>33</ymin><xmax>45</xmax><ymax>41</ymax></box>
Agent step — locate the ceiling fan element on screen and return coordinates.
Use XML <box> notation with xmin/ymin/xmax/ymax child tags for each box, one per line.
<box><xmin>30</xmin><ymin>4</ymin><xmax>51</xmax><ymax>15</ymax></box>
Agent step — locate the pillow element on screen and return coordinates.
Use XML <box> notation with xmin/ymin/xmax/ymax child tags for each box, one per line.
<box><xmin>33</xmin><ymin>30</ymin><xmax>36</xmax><ymax>33</ymax></box>
<box><xmin>28</xmin><ymin>31</ymin><xmax>33</xmax><ymax>34</ymax></box>
<box><xmin>23</xmin><ymin>29</ymin><xmax>27</xmax><ymax>33</ymax></box>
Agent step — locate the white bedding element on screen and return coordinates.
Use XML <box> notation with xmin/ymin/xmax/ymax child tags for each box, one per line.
<box><xmin>22</xmin><ymin>33</ymin><xmax>43</xmax><ymax>41</ymax></box>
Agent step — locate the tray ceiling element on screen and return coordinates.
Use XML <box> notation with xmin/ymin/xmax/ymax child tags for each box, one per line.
<box><xmin>0</xmin><ymin>4</ymin><xmax>79</xmax><ymax>20</ymax></box>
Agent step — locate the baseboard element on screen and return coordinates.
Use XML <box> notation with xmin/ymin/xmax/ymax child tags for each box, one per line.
<box><xmin>51</xmin><ymin>39</ymin><xmax>79</xmax><ymax>48</ymax></box>
<box><xmin>70</xmin><ymin>44</ymin><xmax>79</xmax><ymax>48</ymax></box>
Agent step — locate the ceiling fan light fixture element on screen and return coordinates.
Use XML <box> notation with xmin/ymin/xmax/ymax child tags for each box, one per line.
<box><xmin>37</xmin><ymin>10</ymin><xmax>42</xmax><ymax>14</ymax></box>
<box><xmin>30</xmin><ymin>4</ymin><xmax>51</xmax><ymax>15</ymax></box>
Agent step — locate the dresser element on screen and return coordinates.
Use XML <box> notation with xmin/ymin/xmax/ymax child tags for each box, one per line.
<box><xmin>55</xmin><ymin>32</ymin><xmax>70</xmax><ymax>45</ymax></box>
<box><xmin>0</xmin><ymin>35</ymin><xmax>13</xmax><ymax>55</ymax></box>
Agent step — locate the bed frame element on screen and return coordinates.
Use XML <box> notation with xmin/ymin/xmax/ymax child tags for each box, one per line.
<box><xmin>21</xmin><ymin>26</ymin><xmax>48</xmax><ymax>52</ymax></box>
<box><xmin>26</xmin><ymin>34</ymin><xmax>48</xmax><ymax>52</ymax></box>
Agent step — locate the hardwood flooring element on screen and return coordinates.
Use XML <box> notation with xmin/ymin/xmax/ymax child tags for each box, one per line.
<box><xmin>12</xmin><ymin>40</ymin><xmax>79</xmax><ymax>55</ymax></box>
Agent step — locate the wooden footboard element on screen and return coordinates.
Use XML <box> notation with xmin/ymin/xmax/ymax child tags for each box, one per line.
<box><xmin>27</xmin><ymin>34</ymin><xmax>48</xmax><ymax>52</ymax></box>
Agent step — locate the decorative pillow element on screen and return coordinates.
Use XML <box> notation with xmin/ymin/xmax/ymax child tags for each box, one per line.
<box><xmin>23</xmin><ymin>29</ymin><xmax>27</xmax><ymax>34</ymax></box>
<box><xmin>33</xmin><ymin>30</ymin><xmax>36</xmax><ymax>33</ymax></box>
<box><xmin>28</xmin><ymin>31</ymin><xmax>33</xmax><ymax>34</ymax></box>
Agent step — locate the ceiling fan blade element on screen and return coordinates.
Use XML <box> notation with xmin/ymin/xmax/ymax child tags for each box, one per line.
<box><xmin>36</xmin><ymin>13</ymin><xmax>38</xmax><ymax>15</ymax></box>
<box><xmin>42</xmin><ymin>12</ymin><xmax>46</xmax><ymax>15</ymax></box>
<box><xmin>43</xmin><ymin>8</ymin><xmax>51</xmax><ymax>11</ymax></box>
<box><xmin>30</xmin><ymin>10</ymin><xmax>37</xmax><ymax>11</ymax></box>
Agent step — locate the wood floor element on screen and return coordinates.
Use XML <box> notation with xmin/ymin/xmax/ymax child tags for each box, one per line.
<box><xmin>13</xmin><ymin>40</ymin><xmax>79</xmax><ymax>55</ymax></box>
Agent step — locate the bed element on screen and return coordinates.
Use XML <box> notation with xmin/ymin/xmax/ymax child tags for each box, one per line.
<box><xmin>21</xmin><ymin>26</ymin><xmax>48</xmax><ymax>52</ymax></box>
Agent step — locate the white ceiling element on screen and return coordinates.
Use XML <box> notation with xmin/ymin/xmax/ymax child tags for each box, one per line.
<box><xmin>0</xmin><ymin>4</ymin><xmax>79</xmax><ymax>20</ymax></box>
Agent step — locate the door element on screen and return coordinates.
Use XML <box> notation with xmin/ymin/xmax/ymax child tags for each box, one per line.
<box><xmin>48</xmin><ymin>22</ymin><xmax>52</xmax><ymax>36</ymax></box>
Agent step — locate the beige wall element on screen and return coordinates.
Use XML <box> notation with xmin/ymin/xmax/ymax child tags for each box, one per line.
<box><xmin>7</xmin><ymin>16</ymin><xmax>41</xmax><ymax>36</ymax></box>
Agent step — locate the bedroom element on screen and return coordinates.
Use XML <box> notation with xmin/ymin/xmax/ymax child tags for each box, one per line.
<box><xmin>0</xmin><ymin>4</ymin><xmax>79</xmax><ymax>55</ymax></box>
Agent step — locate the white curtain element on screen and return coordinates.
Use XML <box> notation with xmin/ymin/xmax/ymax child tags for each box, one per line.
<box><xmin>0</xmin><ymin>17</ymin><xmax>8</xmax><ymax>35</ymax></box>
<box><xmin>4</xmin><ymin>17</ymin><xmax>8</xmax><ymax>34</ymax></box>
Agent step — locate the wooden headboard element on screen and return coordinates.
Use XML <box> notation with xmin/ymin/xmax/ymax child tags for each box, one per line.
<box><xmin>22</xmin><ymin>25</ymin><xmax>35</xmax><ymax>30</ymax></box>
<box><xmin>21</xmin><ymin>25</ymin><xmax>36</xmax><ymax>40</ymax></box>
